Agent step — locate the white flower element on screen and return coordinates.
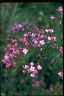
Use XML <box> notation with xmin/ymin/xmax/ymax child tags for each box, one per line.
<box><xmin>22</xmin><ymin>48</ymin><xmax>28</xmax><ymax>54</ymax></box>
<box><xmin>30</xmin><ymin>66</ymin><xmax>35</xmax><ymax>72</ymax></box>
<box><xmin>24</xmin><ymin>33</ymin><xmax>28</xmax><ymax>37</ymax></box>
<box><xmin>45</xmin><ymin>29</ymin><xmax>49</xmax><ymax>32</ymax></box>
<box><xmin>54</xmin><ymin>37</ymin><xmax>56</xmax><ymax>41</ymax></box>
<box><xmin>39</xmin><ymin>40</ymin><xmax>45</xmax><ymax>45</ymax></box>
<box><xmin>48</xmin><ymin>29</ymin><xmax>54</xmax><ymax>33</ymax></box>
<box><xmin>30</xmin><ymin>73</ymin><xmax>35</xmax><ymax>77</ymax></box>
<box><xmin>18</xmin><ymin>24</ymin><xmax>23</xmax><ymax>28</ymax></box>
<box><xmin>31</xmin><ymin>33</ymin><xmax>35</xmax><ymax>37</ymax></box>
<box><xmin>48</xmin><ymin>36</ymin><xmax>51</xmax><ymax>40</ymax></box>
<box><xmin>50</xmin><ymin>16</ymin><xmax>55</xmax><ymax>20</ymax></box>
<box><xmin>18</xmin><ymin>24</ymin><xmax>22</xmax><ymax>28</ymax></box>
<box><xmin>5</xmin><ymin>54</ymin><xmax>9</xmax><ymax>60</ymax></box>
<box><xmin>37</xmin><ymin>65</ymin><xmax>42</xmax><ymax>70</ymax></box>
<box><xmin>40</xmin><ymin>48</ymin><xmax>42</xmax><ymax>51</ymax></box>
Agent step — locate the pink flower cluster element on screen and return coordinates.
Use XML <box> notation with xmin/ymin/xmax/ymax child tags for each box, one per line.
<box><xmin>2</xmin><ymin>20</ymin><xmax>62</xmax><ymax>78</ymax></box>
<box><xmin>2</xmin><ymin>19</ymin><xmax>63</xmax><ymax>80</ymax></box>
<box><xmin>22</xmin><ymin>62</ymin><xmax>42</xmax><ymax>77</ymax></box>
<box><xmin>2</xmin><ymin>6</ymin><xmax>63</xmax><ymax>79</ymax></box>
<box><xmin>7</xmin><ymin>23</ymin><xmax>24</xmax><ymax>34</ymax></box>
<box><xmin>2</xmin><ymin>53</ymin><xmax>17</xmax><ymax>67</ymax></box>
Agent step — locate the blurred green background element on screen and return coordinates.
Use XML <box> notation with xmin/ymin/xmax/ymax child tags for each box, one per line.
<box><xmin>1</xmin><ymin>2</ymin><xmax>63</xmax><ymax>96</ymax></box>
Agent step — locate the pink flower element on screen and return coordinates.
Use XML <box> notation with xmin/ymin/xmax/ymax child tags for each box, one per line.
<box><xmin>51</xmin><ymin>36</ymin><xmax>56</xmax><ymax>41</ymax></box>
<box><xmin>31</xmin><ymin>33</ymin><xmax>36</xmax><ymax>37</ymax></box>
<box><xmin>57</xmin><ymin>7</ymin><xmax>63</xmax><ymax>12</ymax></box>
<box><xmin>34</xmin><ymin>40</ymin><xmax>38</xmax><ymax>44</ymax></box>
<box><xmin>22</xmin><ymin>70</ymin><xmax>25</xmax><ymax>73</ymax></box>
<box><xmin>58</xmin><ymin>71</ymin><xmax>63</xmax><ymax>78</ymax></box>
<box><xmin>18</xmin><ymin>24</ymin><xmax>23</xmax><ymax>28</ymax></box>
<box><xmin>39</xmin><ymin>40</ymin><xmax>45</xmax><ymax>45</ymax></box>
<box><xmin>36</xmin><ymin>43</ymin><xmax>41</xmax><ymax>47</ymax></box>
<box><xmin>30</xmin><ymin>62</ymin><xmax>34</xmax><ymax>66</ymax></box>
<box><xmin>4</xmin><ymin>48</ymin><xmax>6</xmax><ymax>51</ymax></box>
<box><xmin>12</xmin><ymin>62</ymin><xmax>16</xmax><ymax>66</ymax></box>
<box><xmin>37</xmin><ymin>33</ymin><xmax>41</xmax><ymax>38</ymax></box>
<box><xmin>24</xmin><ymin>33</ymin><xmax>28</xmax><ymax>37</ymax></box>
<box><xmin>59</xmin><ymin>47</ymin><xmax>63</xmax><ymax>54</ymax></box>
<box><xmin>43</xmin><ymin>35</ymin><xmax>47</xmax><ymax>38</ymax></box>
<box><xmin>27</xmin><ymin>32</ymin><xmax>31</xmax><ymax>36</ymax></box>
<box><xmin>7</xmin><ymin>44</ymin><xmax>11</xmax><ymax>48</ymax></box>
<box><xmin>57</xmin><ymin>7</ymin><xmax>63</xmax><ymax>15</ymax></box>
<box><xmin>48</xmin><ymin>29</ymin><xmax>54</xmax><ymax>33</ymax></box>
<box><xmin>6</xmin><ymin>63</ymin><xmax>11</xmax><ymax>67</ymax></box>
<box><xmin>12</xmin><ymin>40</ymin><xmax>15</xmax><ymax>43</ymax></box>
<box><xmin>23</xmin><ymin>65</ymin><xmax>29</xmax><ymax>69</ymax></box>
<box><xmin>14</xmin><ymin>43</ymin><xmax>18</xmax><ymax>46</ymax></box>
<box><xmin>21</xmin><ymin>37</ymin><xmax>27</xmax><ymax>43</ymax></box>
<box><xmin>10</xmin><ymin>47</ymin><xmax>15</xmax><ymax>51</ymax></box>
<box><xmin>32</xmin><ymin>69</ymin><xmax>38</xmax><ymax>74</ymax></box>
<box><xmin>9</xmin><ymin>53</ymin><xmax>15</xmax><ymax>59</ymax></box>
<box><xmin>2</xmin><ymin>59</ymin><xmax>8</xmax><ymax>64</ymax></box>
<box><xmin>13</xmin><ymin>49</ymin><xmax>20</xmax><ymax>55</ymax></box>
<box><xmin>25</xmin><ymin>42</ymin><xmax>29</xmax><ymax>47</ymax></box>
<box><xmin>5</xmin><ymin>55</ymin><xmax>9</xmax><ymax>60</ymax></box>
<box><xmin>40</xmin><ymin>35</ymin><xmax>44</xmax><ymax>38</ymax></box>
<box><xmin>22</xmin><ymin>48</ymin><xmax>28</xmax><ymax>54</ymax></box>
